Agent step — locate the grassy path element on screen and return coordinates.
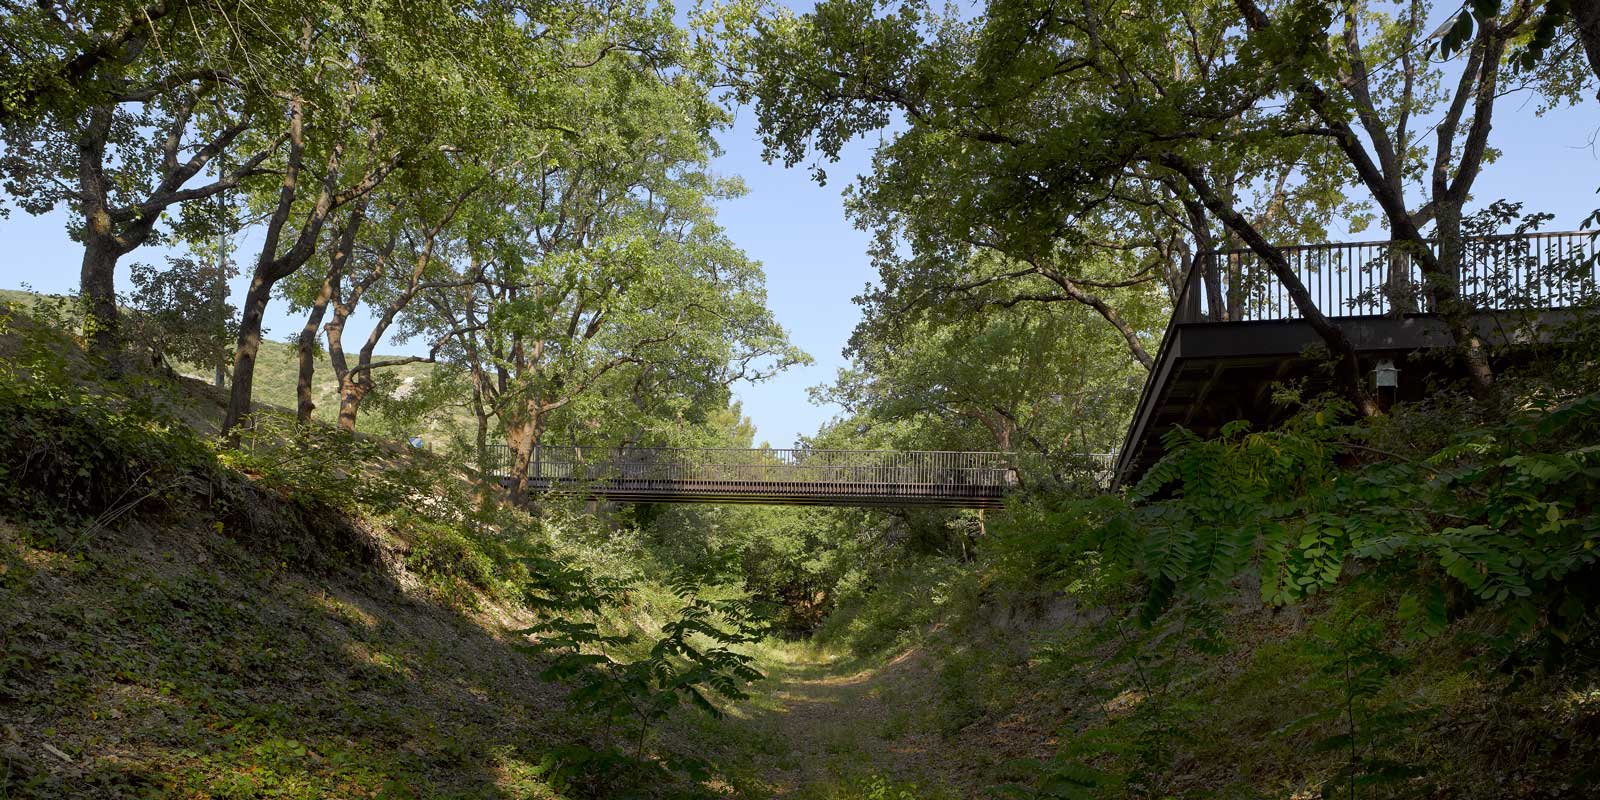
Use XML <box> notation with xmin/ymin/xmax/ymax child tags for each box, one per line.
<box><xmin>687</xmin><ymin>644</ymin><xmax>970</xmax><ymax>799</ymax></box>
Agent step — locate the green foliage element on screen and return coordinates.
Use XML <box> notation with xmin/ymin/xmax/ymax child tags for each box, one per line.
<box><xmin>0</xmin><ymin>490</ymin><xmax>572</xmax><ymax>798</ymax></box>
<box><xmin>814</xmin><ymin>557</ymin><xmax>968</xmax><ymax>659</ymax></box>
<box><xmin>645</xmin><ymin>502</ymin><xmax>864</xmax><ymax>636</ymax></box>
<box><xmin>988</xmin><ymin>494</ymin><xmax>1126</xmax><ymax>600</ymax></box>
<box><xmin>1076</xmin><ymin>395</ymin><xmax>1600</xmax><ymax>652</ymax></box>
<box><xmin>516</xmin><ymin>565</ymin><xmax>768</xmax><ymax>798</ymax></box>
<box><xmin>816</xmin><ymin>273</ymin><xmax>1144</xmax><ymax>463</ymax></box>
<box><xmin>980</xmin><ymin>391</ymin><xmax>1600</xmax><ymax>797</ymax></box>
<box><xmin>360</xmin><ymin>367</ymin><xmax>472</xmax><ymax>441</ymax></box>
<box><xmin>125</xmin><ymin>254</ymin><xmax>236</xmax><ymax>375</ymax></box>
<box><xmin>218</xmin><ymin>406</ymin><xmax>479</xmax><ymax>528</ymax></box>
<box><xmin>0</xmin><ymin>321</ymin><xmax>216</xmax><ymax>540</ymax></box>
<box><xmin>995</xmin><ymin>758</ymin><xmax>1123</xmax><ymax>800</ymax></box>
<box><xmin>402</xmin><ymin>515</ymin><xmax>498</xmax><ymax>606</ymax></box>
<box><xmin>1278</xmin><ymin>604</ymin><xmax>1433</xmax><ymax>799</ymax></box>
<box><xmin>812</xmin><ymin>773</ymin><xmax>949</xmax><ymax>800</ymax></box>
<box><xmin>203</xmin><ymin>324</ymin><xmax>463</xmax><ymax>440</ymax></box>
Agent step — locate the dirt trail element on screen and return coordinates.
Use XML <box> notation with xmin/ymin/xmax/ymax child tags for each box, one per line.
<box><xmin>715</xmin><ymin>646</ymin><xmax>968</xmax><ymax>797</ymax></box>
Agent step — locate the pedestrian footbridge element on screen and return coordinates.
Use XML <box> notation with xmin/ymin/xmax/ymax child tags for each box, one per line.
<box><xmin>487</xmin><ymin>446</ymin><xmax>1116</xmax><ymax>508</ymax></box>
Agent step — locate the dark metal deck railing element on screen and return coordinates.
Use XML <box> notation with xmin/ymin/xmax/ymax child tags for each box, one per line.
<box><xmin>484</xmin><ymin>445</ymin><xmax>1118</xmax><ymax>506</ymax></box>
<box><xmin>1179</xmin><ymin>231</ymin><xmax>1599</xmax><ymax>323</ymax></box>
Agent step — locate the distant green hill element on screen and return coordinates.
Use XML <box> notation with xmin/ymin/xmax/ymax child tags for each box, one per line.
<box><xmin>218</xmin><ymin>336</ymin><xmax>472</xmax><ymax>445</ymax></box>
<box><xmin>0</xmin><ymin>288</ymin><xmax>473</xmax><ymax>447</ymax></box>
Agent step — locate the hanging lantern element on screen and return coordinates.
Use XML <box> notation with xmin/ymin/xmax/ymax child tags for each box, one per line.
<box><xmin>1373</xmin><ymin>359</ymin><xmax>1400</xmax><ymax>389</ymax></box>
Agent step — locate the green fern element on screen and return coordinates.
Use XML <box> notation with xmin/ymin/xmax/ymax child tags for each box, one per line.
<box><xmin>514</xmin><ymin>564</ymin><xmax>767</xmax><ymax>797</ymax></box>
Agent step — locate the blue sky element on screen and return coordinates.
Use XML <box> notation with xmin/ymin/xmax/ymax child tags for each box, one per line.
<box><xmin>710</xmin><ymin>110</ymin><xmax>884</xmax><ymax>447</ymax></box>
<box><xmin>2</xmin><ymin>46</ymin><xmax>1598</xmax><ymax>447</ymax></box>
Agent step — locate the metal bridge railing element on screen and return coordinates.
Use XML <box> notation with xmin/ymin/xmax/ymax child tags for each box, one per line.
<box><xmin>486</xmin><ymin>445</ymin><xmax>1016</xmax><ymax>487</ymax></box>
<box><xmin>1178</xmin><ymin>231</ymin><xmax>1599</xmax><ymax>323</ymax></box>
<box><xmin>483</xmin><ymin>445</ymin><xmax>1122</xmax><ymax>495</ymax></box>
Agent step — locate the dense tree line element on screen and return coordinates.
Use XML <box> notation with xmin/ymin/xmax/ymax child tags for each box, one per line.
<box><xmin>7</xmin><ymin>0</ymin><xmax>1596</xmax><ymax>473</ymax></box>
<box><xmin>2</xmin><ymin>0</ymin><xmax>803</xmax><ymax>491</ymax></box>
<box><xmin>724</xmin><ymin>0</ymin><xmax>1597</xmax><ymax>425</ymax></box>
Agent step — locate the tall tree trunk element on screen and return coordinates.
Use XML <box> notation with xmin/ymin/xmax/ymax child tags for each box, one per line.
<box><xmin>295</xmin><ymin>280</ymin><xmax>334</xmax><ymax>424</ymax></box>
<box><xmin>1180</xmin><ymin>196</ymin><xmax>1226</xmax><ymax>321</ymax></box>
<box><xmin>1384</xmin><ymin>186</ymin><xmax>1418</xmax><ymax>315</ymax></box>
<box><xmin>298</xmin><ymin>204</ymin><xmax>366</xmax><ymax>425</ymax></box>
<box><xmin>79</xmin><ymin>230</ymin><xmax>122</xmax><ymax>362</ymax></box>
<box><xmin>222</xmin><ymin>91</ymin><xmax>308</xmax><ymax>440</ymax></box>
<box><xmin>505</xmin><ymin>412</ymin><xmax>544</xmax><ymax>508</ymax></box>
<box><xmin>1573</xmin><ymin>0</ymin><xmax>1600</xmax><ymax>93</ymax></box>
<box><xmin>1160</xmin><ymin>152</ymin><xmax>1380</xmax><ymax>416</ymax></box>
<box><xmin>471</xmin><ymin>383</ymin><xmax>490</xmax><ymax>477</ymax></box>
<box><xmin>223</xmin><ymin>275</ymin><xmax>274</xmax><ymax>435</ymax></box>
<box><xmin>219</xmin><ymin>86</ymin><xmax>387</xmax><ymax>439</ymax></box>
<box><xmin>69</xmin><ymin>85</ymin><xmax>260</xmax><ymax>371</ymax></box>
<box><xmin>336</xmin><ymin>376</ymin><xmax>368</xmax><ymax>433</ymax></box>
<box><xmin>76</xmin><ymin>104</ymin><xmax>122</xmax><ymax>364</ymax></box>
<box><xmin>1236</xmin><ymin>0</ymin><xmax>1499</xmax><ymax>399</ymax></box>
<box><xmin>1429</xmin><ymin>203</ymin><xmax>1496</xmax><ymax>395</ymax></box>
<box><xmin>1384</xmin><ymin>244</ymin><xmax>1416</xmax><ymax>315</ymax></box>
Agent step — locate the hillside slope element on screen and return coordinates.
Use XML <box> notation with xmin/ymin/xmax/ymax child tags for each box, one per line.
<box><xmin>684</xmin><ymin>562</ymin><xmax>1600</xmax><ymax>799</ymax></box>
<box><xmin>0</xmin><ymin>307</ymin><xmax>566</xmax><ymax>796</ymax></box>
<box><xmin>1</xmin><ymin>516</ymin><xmax>567</xmax><ymax>796</ymax></box>
<box><xmin>0</xmin><ymin>289</ymin><xmax>467</xmax><ymax>442</ymax></box>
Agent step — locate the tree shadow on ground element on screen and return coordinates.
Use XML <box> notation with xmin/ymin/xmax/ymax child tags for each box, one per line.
<box><xmin>679</xmin><ymin>645</ymin><xmax>971</xmax><ymax>798</ymax></box>
<box><xmin>0</xmin><ymin>510</ymin><xmax>570</xmax><ymax>799</ymax></box>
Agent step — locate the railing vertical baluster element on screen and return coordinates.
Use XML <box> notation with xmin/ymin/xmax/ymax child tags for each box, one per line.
<box><xmin>1356</xmin><ymin>244</ymin><xmax>1365</xmax><ymax>315</ymax></box>
<box><xmin>1368</xmin><ymin>242</ymin><xmax>1374</xmax><ymax>314</ymax></box>
<box><xmin>1304</xmin><ymin>247</ymin><xmax>1311</xmax><ymax>319</ymax></box>
<box><xmin>1557</xmin><ymin>237</ymin><xmax>1565</xmax><ymax>306</ymax></box>
<box><xmin>1313</xmin><ymin>248</ymin><xmax>1321</xmax><ymax>318</ymax></box>
<box><xmin>1350</xmin><ymin>246</ymin><xmax>1363</xmax><ymax>315</ymax></box>
<box><xmin>1335</xmin><ymin>246</ymin><xmax>1342</xmax><ymax>315</ymax></box>
<box><xmin>1278</xmin><ymin>251</ymin><xmax>1286</xmax><ymax>319</ymax></box>
<box><xmin>1313</xmin><ymin>247</ymin><xmax>1320</xmax><ymax>317</ymax></box>
<box><xmin>1181</xmin><ymin>232</ymin><xmax>1588</xmax><ymax>324</ymax></box>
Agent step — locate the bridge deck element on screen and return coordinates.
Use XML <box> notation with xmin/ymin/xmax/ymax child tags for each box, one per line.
<box><xmin>507</xmin><ymin>478</ymin><xmax>1009</xmax><ymax>508</ymax></box>
<box><xmin>488</xmin><ymin>446</ymin><xmax>1031</xmax><ymax>508</ymax></box>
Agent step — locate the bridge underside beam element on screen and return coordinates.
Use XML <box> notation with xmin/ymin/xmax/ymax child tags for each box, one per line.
<box><xmin>502</xmin><ymin>479</ymin><xmax>1006</xmax><ymax>509</ymax></box>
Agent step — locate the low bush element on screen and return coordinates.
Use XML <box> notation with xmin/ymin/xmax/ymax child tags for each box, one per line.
<box><xmin>517</xmin><ymin>561</ymin><xmax>768</xmax><ymax>798</ymax></box>
<box><xmin>814</xmin><ymin>557</ymin><xmax>968</xmax><ymax>659</ymax></box>
<box><xmin>0</xmin><ymin>349</ymin><xmax>217</xmax><ymax>541</ymax></box>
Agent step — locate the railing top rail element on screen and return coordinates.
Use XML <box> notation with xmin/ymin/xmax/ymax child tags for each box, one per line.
<box><xmin>1201</xmin><ymin>229</ymin><xmax>1596</xmax><ymax>258</ymax></box>
<box><xmin>493</xmin><ymin>445</ymin><xmax>1019</xmax><ymax>456</ymax></box>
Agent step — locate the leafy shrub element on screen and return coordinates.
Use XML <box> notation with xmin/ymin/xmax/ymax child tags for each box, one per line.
<box><xmin>1073</xmin><ymin>394</ymin><xmax>1600</xmax><ymax>650</ymax></box>
<box><xmin>814</xmin><ymin>557</ymin><xmax>967</xmax><ymax>659</ymax></box>
<box><xmin>987</xmin><ymin>394</ymin><xmax>1600</xmax><ymax>798</ymax></box>
<box><xmin>0</xmin><ymin>346</ymin><xmax>215</xmax><ymax>540</ymax></box>
<box><xmin>1279</xmin><ymin>603</ymin><xmax>1433</xmax><ymax>799</ymax></box>
<box><xmin>825</xmin><ymin>774</ymin><xmax>953</xmax><ymax>800</ymax></box>
<box><xmin>516</xmin><ymin>561</ymin><xmax>767</xmax><ymax>798</ymax></box>
<box><xmin>222</xmin><ymin>407</ymin><xmax>480</xmax><ymax>525</ymax></box>
<box><xmin>642</xmin><ymin>503</ymin><xmax>864</xmax><ymax>636</ymax></box>
<box><xmin>123</xmin><ymin>255</ymin><xmax>237</xmax><ymax>375</ymax></box>
<box><xmin>404</xmin><ymin>517</ymin><xmax>498</xmax><ymax>605</ymax></box>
